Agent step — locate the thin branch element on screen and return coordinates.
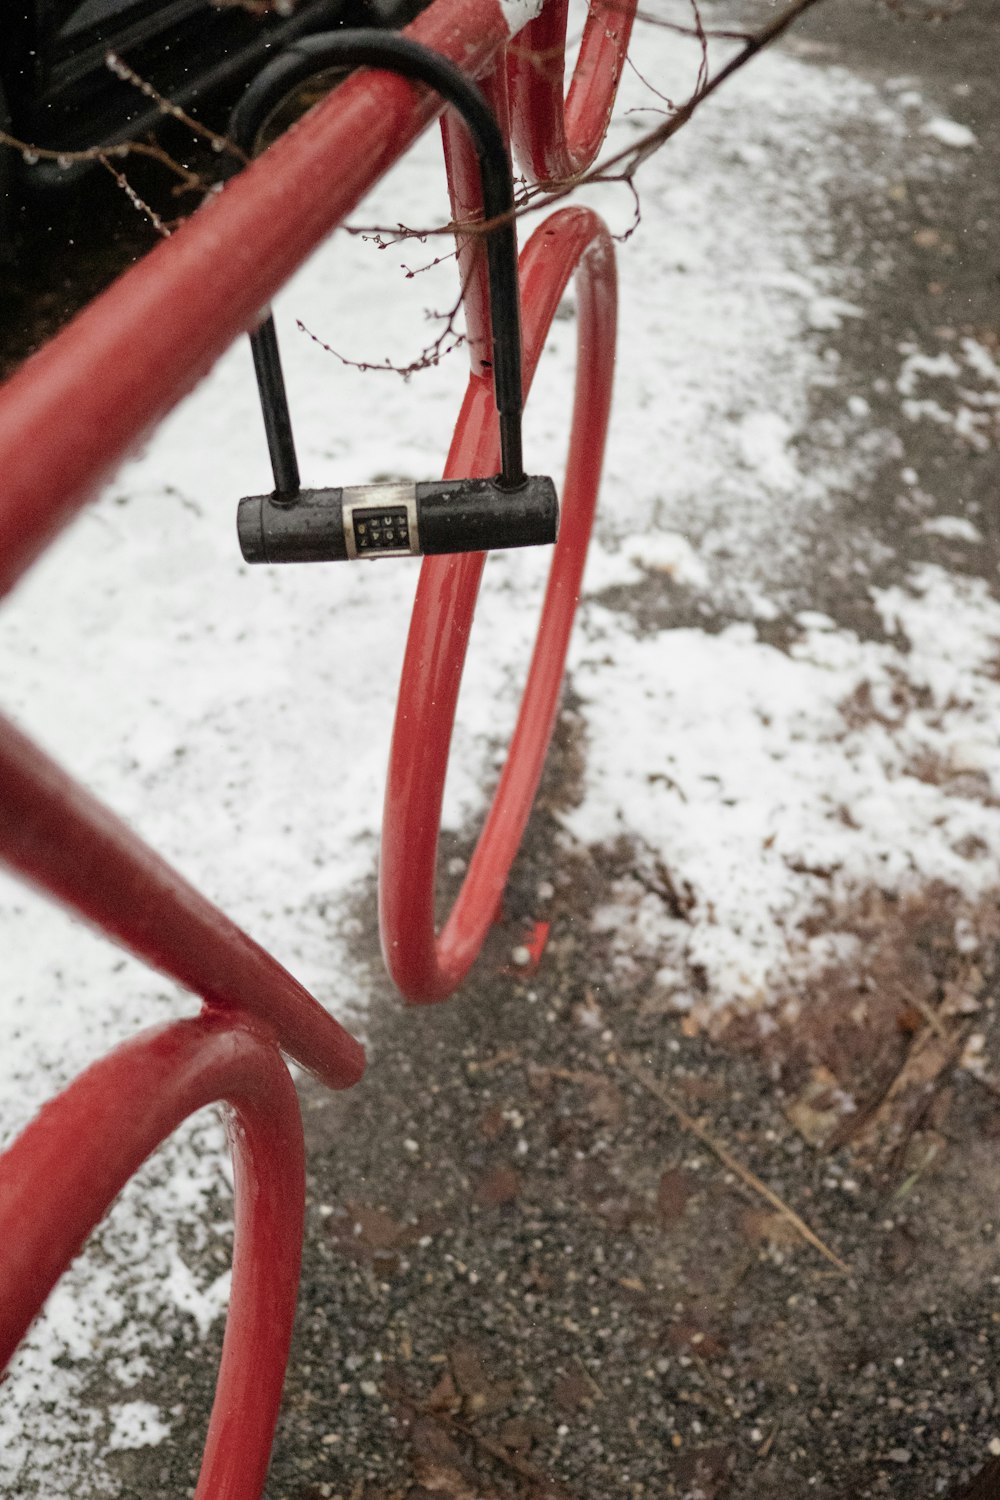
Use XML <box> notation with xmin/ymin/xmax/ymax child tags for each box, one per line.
<box><xmin>97</xmin><ymin>155</ymin><xmax>173</xmax><ymax>237</ymax></box>
<box><xmin>617</xmin><ymin>1050</ymin><xmax>851</xmax><ymax>1275</ymax></box>
<box><xmin>687</xmin><ymin>0</ymin><xmax>710</xmax><ymax>97</ymax></box>
<box><xmin>541</xmin><ymin>0</ymin><xmax>830</xmax><ymax>200</ymax></box>
<box><xmin>635</xmin><ymin>8</ymin><xmax>754</xmax><ymax>40</ymax></box>
<box><xmin>317</xmin><ymin>0</ymin><xmax>832</xmax><ymax>248</ymax></box>
<box><xmin>105</xmin><ymin>52</ymin><xmax>247</xmax><ymax>164</ymax></box>
<box><xmin>295</xmin><ymin>280</ymin><xmax>467</xmax><ymax>379</ymax></box>
<box><xmin>0</xmin><ymin>129</ymin><xmax>208</xmax><ymax>194</ymax></box>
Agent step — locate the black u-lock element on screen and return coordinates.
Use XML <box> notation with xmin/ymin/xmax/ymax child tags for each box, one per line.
<box><xmin>231</xmin><ymin>32</ymin><xmax>558</xmax><ymax>565</ymax></box>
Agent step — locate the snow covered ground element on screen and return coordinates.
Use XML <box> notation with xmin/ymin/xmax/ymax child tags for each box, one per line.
<box><xmin>1</xmin><ymin>6</ymin><xmax>996</xmax><ymax>1491</ymax></box>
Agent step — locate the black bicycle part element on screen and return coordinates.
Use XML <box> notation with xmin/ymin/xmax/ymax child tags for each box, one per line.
<box><xmin>228</xmin><ymin>30</ymin><xmax>526</xmax><ymax>496</ymax></box>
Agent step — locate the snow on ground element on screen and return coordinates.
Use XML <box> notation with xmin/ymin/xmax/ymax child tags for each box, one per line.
<box><xmin>0</xmin><ymin>7</ymin><xmax>995</xmax><ymax>1492</ymax></box>
<box><xmin>567</xmin><ymin>565</ymin><xmax>1000</xmax><ymax>1014</ymax></box>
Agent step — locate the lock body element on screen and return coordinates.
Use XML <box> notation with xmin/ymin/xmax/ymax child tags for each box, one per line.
<box><xmin>237</xmin><ymin>476</ymin><xmax>559</xmax><ymax>565</ymax></box>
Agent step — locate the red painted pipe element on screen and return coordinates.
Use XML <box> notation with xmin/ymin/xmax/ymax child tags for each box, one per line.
<box><xmin>379</xmin><ymin>205</ymin><xmax>617</xmax><ymax>1001</ymax></box>
<box><xmin>0</xmin><ymin>713</ymin><xmax>364</xmax><ymax>1090</ymax></box>
<box><xmin>0</xmin><ymin>1011</ymin><xmax>305</xmax><ymax>1499</ymax></box>
<box><xmin>508</xmin><ymin>0</ymin><xmax>637</xmax><ymax>183</ymax></box>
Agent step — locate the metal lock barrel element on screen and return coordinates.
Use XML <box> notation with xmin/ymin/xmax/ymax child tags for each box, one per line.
<box><xmin>230</xmin><ymin>33</ymin><xmax>558</xmax><ymax>564</ymax></box>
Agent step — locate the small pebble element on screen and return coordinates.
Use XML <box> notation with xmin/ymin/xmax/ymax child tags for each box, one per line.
<box><xmin>511</xmin><ymin>945</ymin><xmax>531</xmax><ymax>966</ymax></box>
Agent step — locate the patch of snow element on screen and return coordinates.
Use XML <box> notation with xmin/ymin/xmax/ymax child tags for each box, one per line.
<box><xmin>106</xmin><ymin>1402</ymin><xmax>171</xmax><ymax>1452</ymax></box>
<box><xmin>806</xmin><ymin>296</ymin><xmax>864</xmax><ymax>331</ymax></box>
<box><xmin>565</xmin><ymin>565</ymin><xmax>1000</xmax><ymax>1009</ymax></box>
<box><xmin>897</xmin><ymin>339</ymin><xmax>1000</xmax><ymax>452</ymax></box>
<box><xmin>580</xmin><ymin>538</ymin><xmax>643</xmax><ymax>595</ymax></box>
<box><xmin>497</xmin><ymin>0</ymin><xmax>544</xmax><ymax>34</ymax></box>
<box><xmin>922</xmin><ymin>516</ymin><xmax>983</xmax><ymax>544</ymax></box>
<box><xmin>922</xmin><ymin>117</ymin><xmax>977</xmax><ymax>149</ymax></box>
<box><xmin>737</xmin><ymin>412</ymin><xmax>801</xmax><ymax>492</ymax></box>
<box><xmin>622</xmin><ymin>531</ymin><xmax>709</xmax><ymax>589</ymax></box>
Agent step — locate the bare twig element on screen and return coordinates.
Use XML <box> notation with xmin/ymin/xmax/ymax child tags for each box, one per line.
<box><xmin>97</xmin><ymin>156</ymin><xmax>173</xmax><ymax>237</ymax></box>
<box><xmin>540</xmin><ymin>0</ymin><xmax>830</xmax><ymax>201</ymax></box>
<box><xmin>617</xmin><ymin>1050</ymin><xmax>851</xmax><ymax>1275</ymax></box>
<box><xmin>295</xmin><ymin>285</ymin><xmax>467</xmax><ymax>379</ymax></box>
<box><xmin>0</xmin><ymin>129</ymin><xmax>208</xmax><ymax>194</ymax></box>
<box><xmin>688</xmin><ymin>0</ymin><xmax>710</xmax><ymax>97</ymax></box>
<box><xmin>635</xmin><ymin>7</ymin><xmax>754</xmax><ymax>41</ymax></box>
<box><xmin>332</xmin><ymin>0</ymin><xmax>832</xmax><ymax>249</ymax></box>
<box><xmin>105</xmin><ymin>51</ymin><xmax>246</xmax><ymax>164</ymax></box>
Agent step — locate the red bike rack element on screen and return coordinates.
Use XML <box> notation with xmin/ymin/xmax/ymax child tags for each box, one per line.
<box><xmin>0</xmin><ymin>0</ymin><xmax>635</xmax><ymax>1487</ymax></box>
<box><xmin>508</xmin><ymin>0</ymin><xmax>637</xmax><ymax>182</ymax></box>
<box><xmin>379</xmin><ymin>204</ymin><xmax>617</xmax><ymax>1002</ymax></box>
<box><xmin>0</xmin><ymin>1013</ymin><xmax>304</xmax><ymax>1500</ymax></box>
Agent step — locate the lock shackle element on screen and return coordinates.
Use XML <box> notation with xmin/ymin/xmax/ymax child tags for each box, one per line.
<box><xmin>228</xmin><ymin>31</ymin><xmax>526</xmax><ymax>496</ymax></box>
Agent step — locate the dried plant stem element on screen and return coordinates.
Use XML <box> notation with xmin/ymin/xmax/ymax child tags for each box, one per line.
<box><xmin>0</xmin><ymin>129</ymin><xmax>207</xmax><ymax>193</ymax></box>
<box><xmin>343</xmin><ymin>0</ymin><xmax>831</xmax><ymax>247</ymax></box>
<box><xmin>617</xmin><ymin>1050</ymin><xmax>851</xmax><ymax>1275</ymax></box>
<box><xmin>104</xmin><ymin>51</ymin><xmax>246</xmax><ymax>164</ymax></box>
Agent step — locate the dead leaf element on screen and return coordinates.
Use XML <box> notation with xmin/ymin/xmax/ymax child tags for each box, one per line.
<box><xmin>666</xmin><ymin>1323</ymin><xmax>728</xmax><ymax>1361</ymax></box>
<box><xmin>474</xmin><ymin>1166</ymin><xmax>522</xmax><ymax>1207</ymax></box>
<box><xmin>425</xmin><ymin>1371</ymin><xmax>459</xmax><ymax>1413</ymax></box>
<box><xmin>880</xmin><ymin>1225</ymin><xmax>918</xmax><ymax>1276</ymax></box>
<box><xmin>381</xmin><ymin>1363</ymin><xmax>414</xmax><ymax>1405</ymax></box>
<box><xmin>409</xmin><ymin>1418</ymin><xmax>478</xmax><ymax>1498</ymax></box>
<box><xmin>784</xmin><ymin>1065</ymin><xmax>852</xmax><ymax>1148</ymax></box>
<box><xmin>552</xmin><ymin>1370</ymin><xmax>594</xmax><ymax>1413</ymax></box>
<box><xmin>410</xmin><ymin>1417</ymin><xmax>464</xmax><ymax>1467</ymax></box>
<box><xmin>657</xmin><ymin>1168</ymin><xmax>690</xmax><ymax>1225</ymax></box>
<box><xmin>852</xmin><ymin>1028</ymin><xmax>966</xmax><ymax>1164</ymax></box>
<box><xmin>448</xmin><ymin>1343</ymin><xmax>515</xmax><ymax>1418</ymax></box>
<box><xmin>740</xmin><ymin>1208</ymin><xmax>803</xmax><ymax>1249</ymax></box>
<box><xmin>350</xmin><ymin>1204</ymin><xmax>402</xmax><ymax>1249</ymax></box>
<box><xmin>498</xmin><ymin>1416</ymin><xmax>535</xmax><ymax>1453</ymax></box>
<box><xmin>477</xmin><ymin>1107</ymin><xmax>508</xmax><ymax>1141</ymax></box>
<box><xmin>675</xmin><ymin>1443</ymin><xmax>735</xmax><ymax>1499</ymax></box>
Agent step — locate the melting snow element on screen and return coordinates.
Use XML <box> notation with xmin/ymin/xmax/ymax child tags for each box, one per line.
<box><xmin>922</xmin><ymin>116</ymin><xmax>977</xmax><ymax>149</ymax></box>
<box><xmin>106</xmin><ymin>1402</ymin><xmax>171</xmax><ymax>1452</ymax></box>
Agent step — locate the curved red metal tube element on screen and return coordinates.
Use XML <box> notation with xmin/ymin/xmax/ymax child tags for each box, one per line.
<box><xmin>507</xmin><ymin>0</ymin><xmax>638</xmax><ymax>184</ymax></box>
<box><xmin>0</xmin><ymin>1011</ymin><xmax>305</xmax><ymax>1499</ymax></box>
<box><xmin>0</xmin><ymin>713</ymin><xmax>364</xmax><ymax>1092</ymax></box>
<box><xmin>379</xmin><ymin>205</ymin><xmax>618</xmax><ymax>1002</ymax></box>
